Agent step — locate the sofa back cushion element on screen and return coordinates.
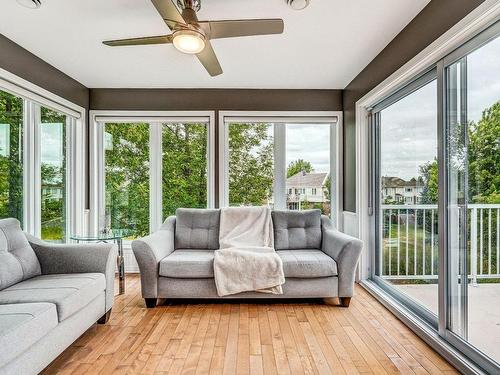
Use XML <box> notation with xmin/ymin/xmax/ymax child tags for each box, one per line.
<box><xmin>175</xmin><ymin>209</ymin><xmax>220</xmax><ymax>250</ymax></box>
<box><xmin>272</xmin><ymin>210</ymin><xmax>322</xmax><ymax>250</ymax></box>
<box><xmin>0</xmin><ymin>218</ymin><xmax>41</xmax><ymax>291</ymax></box>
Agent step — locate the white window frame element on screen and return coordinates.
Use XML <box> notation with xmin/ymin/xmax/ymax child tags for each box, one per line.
<box><xmin>219</xmin><ymin>111</ymin><xmax>342</xmax><ymax>228</ymax></box>
<box><xmin>0</xmin><ymin>67</ymin><xmax>86</xmax><ymax>240</ymax></box>
<box><xmin>354</xmin><ymin>2</ymin><xmax>500</xmax><ymax>373</ymax></box>
<box><xmin>89</xmin><ymin>110</ymin><xmax>216</xmax><ymax>236</ymax></box>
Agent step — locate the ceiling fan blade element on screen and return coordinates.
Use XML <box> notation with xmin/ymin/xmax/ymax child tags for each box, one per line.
<box><xmin>199</xmin><ymin>19</ymin><xmax>284</xmax><ymax>40</ymax></box>
<box><xmin>150</xmin><ymin>0</ymin><xmax>186</xmax><ymax>29</ymax></box>
<box><xmin>103</xmin><ymin>34</ymin><xmax>174</xmax><ymax>46</ymax></box>
<box><xmin>196</xmin><ymin>41</ymin><xmax>223</xmax><ymax>77</ymax></box>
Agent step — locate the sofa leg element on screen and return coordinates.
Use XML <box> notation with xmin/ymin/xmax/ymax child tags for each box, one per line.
<box><xmin>340</xmin><ymin>297</ymin><xmax>351</xmax><ymax>308</ymax></box>
<box><xmin>97</xmin><ymin>309</ymin><xmax>111</xmax><ymax>324</ymax></box>
<box><xmin>145</xmin><ymin>298</ymin><xmax>157</xmax><ymax>308</ymax></box>
<box><xmin>323</xmin><ymin>297</ymin><xmax>337</xmax><ymax>306</ymax></box>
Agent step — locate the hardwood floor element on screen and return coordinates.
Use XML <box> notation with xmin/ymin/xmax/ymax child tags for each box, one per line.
<box><xmin>41</xmin><ymin>275</ymin><xmax>458</xmax><ymax>374</ymax></box>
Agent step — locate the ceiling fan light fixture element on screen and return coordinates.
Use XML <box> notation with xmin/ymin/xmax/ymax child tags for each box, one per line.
<box><xmin>286</xmin><ymin>0</ymin><xmax>310</xmax><ymax>11</ymax></box>
<box><xmin>173</xmin><ymin>30</ymin><xmax>206</xmax><ymax>54</ymax></box>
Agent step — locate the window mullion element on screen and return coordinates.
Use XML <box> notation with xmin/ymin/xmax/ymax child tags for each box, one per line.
<box><xmin>274</xmin><ymin>123</ymin><xmax>286</xmax><ymax>210</ymax></box>
<box><xmin>149</xmin><ymin>122</ymin><xmax>163</xmax><ymax>232</ymax></box>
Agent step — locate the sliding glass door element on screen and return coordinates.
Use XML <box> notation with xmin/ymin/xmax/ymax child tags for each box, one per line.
<box><xmin>371</xmin><ymin>21</ymin><xmax>500</xmax><ymax>371</ymax></box>
<box><xmin>373</xmin><ymin>72</ymin><xmax>439</xmax><ymax>319</ymax></box>
<box><xmin>444</xmin><ymin>28</ymin><xmax>500</xmax><ymax>364</ymax></box>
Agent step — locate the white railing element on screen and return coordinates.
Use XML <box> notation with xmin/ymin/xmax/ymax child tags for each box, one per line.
<box><xmin>380</xmin><ymin>204</ymin><xmax>500</xmax><ymax>284</ymax></box>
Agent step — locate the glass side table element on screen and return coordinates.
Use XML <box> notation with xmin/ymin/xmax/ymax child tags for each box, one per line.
<box><xmin>70</xmin><ymin>229</ymin><xmax>131</xmax><ymax>295</ymax></box>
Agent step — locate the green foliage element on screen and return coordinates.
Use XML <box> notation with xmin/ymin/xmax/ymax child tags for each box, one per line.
<box><xmin>162</xmin><ymin>123</ymin><xmax>208</xmax><ymax>217</ymax></box>
<box><xmin>419</xmin><ymin>159</ymin><xmax>438</xmax><ymax>204</ymax></box>
<box><xmin>228</xmin><ymin>123</ymin><xmax>274</xmax><ymax>206</ymax></box>
<box><xmin>0</xmin><ymin>90</ymin><xmax>23</xmax><ymax>223</ymax></box>
<box><xmin>287</xmin><ymin>159</ymin><xmax>313</xmax><ymax>178</ymax></box>
<box><xmin>469</xmin><ymin>101</ymin><xmax>500</xmax><ymax>204</ymax></box>
<box><xmin>105</xmin><ymin>122</ymin><xmax>150</xmax><ymax>238</ymax></box>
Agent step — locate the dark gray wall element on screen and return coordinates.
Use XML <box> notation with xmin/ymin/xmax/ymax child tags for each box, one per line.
<box><xmin>89</xmin><ymin>88</ymin><xmax>342</xmax><ymax>112</ymax></box>
<box><xmin>90</xmin><ymin>88</ymin><xmax>342</xmax><ymax>206</ymax></box>
<box><xmin>0</xmin><ymin>33</ymin><xmax>89</xmax><ymax>109</ymax></box>
<box><xmin>342</xmin><ymin>0</ymin><xmax>485</xmax><ymax>212</ymax></box>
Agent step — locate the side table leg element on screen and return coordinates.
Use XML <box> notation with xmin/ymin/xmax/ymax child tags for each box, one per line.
<box><xmin>117</xmin><ymin>238</ymin><xmax>125</xmax><ymax>295</ymax></box>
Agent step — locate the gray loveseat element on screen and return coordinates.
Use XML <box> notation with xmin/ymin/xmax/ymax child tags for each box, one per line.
<box><xmin>132</xmin><ymin>209</ymin><xmax>362</xmax><ymax>308</ymax></box>
<box><xmin>0</xmin><ymin>218</ymin><xmax>117</xmax><ymax>375</ymax></box>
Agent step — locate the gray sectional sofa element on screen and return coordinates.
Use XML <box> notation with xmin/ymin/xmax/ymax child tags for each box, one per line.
<box><xmin>0</xmin><ymin>218</ymin><xmax>117</xmax><ymax>375</ymax></box>
<box><xmin>132</xmin><ymin>209</ymin><xmax>363</xmax><ymax>307</ymax></box>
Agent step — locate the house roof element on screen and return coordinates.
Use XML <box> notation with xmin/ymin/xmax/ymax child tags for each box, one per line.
<box><xmin>286</xmin><ymin>172</ymin><xmax>328</xmax><ymax>188</ymax></box>
<box><xmin>382</xmin><ymin>176</ymin><xmax>421</xmax><ymax>187</ymax></box>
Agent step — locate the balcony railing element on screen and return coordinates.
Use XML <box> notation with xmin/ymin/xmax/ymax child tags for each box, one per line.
<box><xmin>380</xmin><ymin>204</ymin><xmax>500</xmax><ymax>284</ymax></box>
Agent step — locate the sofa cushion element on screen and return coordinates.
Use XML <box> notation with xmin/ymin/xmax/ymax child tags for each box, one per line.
<box><xmin>0</xmin><ymin>273</ymin><xmax>105</xmax><ymax>322</ymax></box>
<box><xmin>160</xmin><ymin>249</ymin><xmax>214</xmax><ymax>278</ymax></box>
<box><xmin>0</xmin><ymin>302</ymin><xmax>58</xmax><ymax>365</ymax></box>
<box><xmin>0</xmin><ymin>218</ymin><xmax>41</xmax><ymax>291</ymax></box>
<box><xmin>277</xmin><ymin>250</ymin><xmax>337</xmax><ymax>278</ymax></box>
<box><xmin>272</xmin><ymin>210</ymin><xmax>322</xmax><ymax>250</ymax></box>
<box><xmin>175</xmin><ymin>208</ymin><xmax>220</xmax><ymax>250</ymax></box>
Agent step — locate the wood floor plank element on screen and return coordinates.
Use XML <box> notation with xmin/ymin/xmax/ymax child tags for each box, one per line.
<box><xmin>40</xmin><ymin>275</ymin><xmax>457</xmax><ymax>375</ymax></box>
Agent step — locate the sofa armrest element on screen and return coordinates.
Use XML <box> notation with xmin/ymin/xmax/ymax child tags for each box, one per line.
<box><xmin>321</xmin><ymin>216</ymin><xmax>363</xmax><ymax>297</ymax></box>
<box><xmin>131</xmin><ymin>216</ymin><xmax>176</xmax><ymax>298</ymax></box>
<box><xmin>26</xmin><ymin>233</ymin><xmax>117</xmax><ymax>313</ymax></box>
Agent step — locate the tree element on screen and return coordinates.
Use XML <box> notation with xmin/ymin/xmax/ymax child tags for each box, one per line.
<box><xmin>228</xmin><ymin>123</ymin><xmax>274</xmax><ymax>206</ymax></box>
<box><xmin>0</xmin><ymin>91</ymin><xmax>23</xmax><ymax>222</ymax></box>
<box><xmin>468</xmin><ymin>101</ymin><xmax>500</xmax><ymax>203</ymax></box>
<box><xmin>287</xmin><ymin>159</ymin><xmax>313</xmax><ymax>178</ymax></box>
<box><xmin>419</xmin><ymin>159</ymin><xmax>438</xmax><ymax>204</ymax></box>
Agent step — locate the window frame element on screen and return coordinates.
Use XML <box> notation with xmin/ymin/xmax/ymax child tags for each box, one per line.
<box><xmin>0</xmin><ymin>69</ymin><xmax>86</xmax><ymax>240</ymax></box>
<box><xmin>89</xmin><ymin>110</ymin><xmax>216</xmax><ymax>236</ymax></box>
<box><xmin>218</xmin><ymin>111</ymin><xmax>342</xmax><ymax>227</ymax></box>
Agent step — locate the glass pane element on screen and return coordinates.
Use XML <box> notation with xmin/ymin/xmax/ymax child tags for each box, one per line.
<box><xmin>377</xmin><ymin>79</ymin><xmax>438</xmax><ymax>315</ymax></box>
<box><xmin>162</xmin><ymin>122</ymin><xmax>208</xmax><ymax>218</ymax></box>
<box><xmin>447</xmin><ymin>34</ymin><xmax>500</xmax><ymax>362</ymax></box>
<box><xmin>0</xmin><ymin>90</ymin><xmax>23</xmax><ymax>224</ymax></box>
<box><xmin>228</xmin><ymin>123</ymin><xmax>274</xmax><ymax>206</ymax></box>
<box><xmin>40</xmin><ymin>107</ymin><xmax>66</xmax><ymax>242</ymax></box>
<box><xmin>286</xmin><ymin>123</ymin><xmax>331</xmax><ymax>215</ymax></box>
<box><xmin>104</xmin><ymin>122</ymin><xmax>149</xmax><ymax>239</ymax></box>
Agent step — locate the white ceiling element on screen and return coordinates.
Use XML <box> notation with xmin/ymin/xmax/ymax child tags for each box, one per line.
<box><xmin>0</xmin><ymin>0</ymin><xmax>430</xmax><ymax>89</ymax></box>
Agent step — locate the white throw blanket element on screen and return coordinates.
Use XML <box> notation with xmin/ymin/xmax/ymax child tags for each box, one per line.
<box><xmin>214</xmin><ymin>206</ymin><xmax>285</xmax><ymax>297</ymax></box>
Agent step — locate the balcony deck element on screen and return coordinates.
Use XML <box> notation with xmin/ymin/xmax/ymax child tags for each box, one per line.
<box><xmin>396</xmin><ymin>283</ymin><xmax>500</xmax><ymax>362</ymax></box>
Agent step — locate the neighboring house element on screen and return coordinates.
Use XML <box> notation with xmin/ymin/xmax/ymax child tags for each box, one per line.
<box><xmin>286</xmin><ymin>171</ymin><xmax>328</xmax><ymax>210</ymax></box>
<box><xmin>381</xmin><ymin>176</ymin><xmax>424</xmax><ymax>205</ymax></box>
<box><xmin>42</xmin><ymin>185</ymin><xmax>63</xmax><ymax>201</ymax></box>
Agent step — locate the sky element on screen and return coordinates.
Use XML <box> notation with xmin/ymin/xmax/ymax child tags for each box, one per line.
<box><xmin>41</xmin><ymin>122</ymin><xmax>64</xmax><ymax>167</ymax></box>
<box><xmin>380</xmin><ymin>35</ymin><xmax>500</xmax><ymax>181</ymax></box>
<box><xmin>286</xmin><ymin>124</ymin><xmax>330</xmax><ymax>173</ymax></box>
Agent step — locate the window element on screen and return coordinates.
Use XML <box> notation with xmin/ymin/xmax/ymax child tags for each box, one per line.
<box><xmin>93</xmin><ymin>113</ymin><xmax>213</xmax><ymax>237</ymax></box>
<box><xmin>0</xmin><ymin>90</ymin><xmax>23</xmax><ymax>224</ymax></box>
<box><xmin>228</xmin><ymin>123</ymin><xmax>274</xmax><ymax>207</ymax></box>
<box><xmin>162</xmin><ymin>122</ymin><xmax>208</xmax><ymax>218</ymax></box>
<box><xmin>40</xmin><ymin>107</ymin><xmax>67</xmax><ymax>242</ymax></box>
<box><xmin>104</xmin><ymin>122</ymin><xmax>150</xmax><ymax>239</ymax></box>
<box><xmin>0</xmin><ymin>83</ymin><xmax>83</xmax><ymax>240</ymax></box>
<box><xmin>221</xmin><ymin>113</ymin><xmax>340</xmax><ymax>223</ymax></box>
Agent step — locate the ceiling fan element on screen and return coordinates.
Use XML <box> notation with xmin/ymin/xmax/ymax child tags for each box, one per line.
<box><xmin>103</xmin><ymin>0</ymin><xmax>284</xmax><ymax>77</ymax></box>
